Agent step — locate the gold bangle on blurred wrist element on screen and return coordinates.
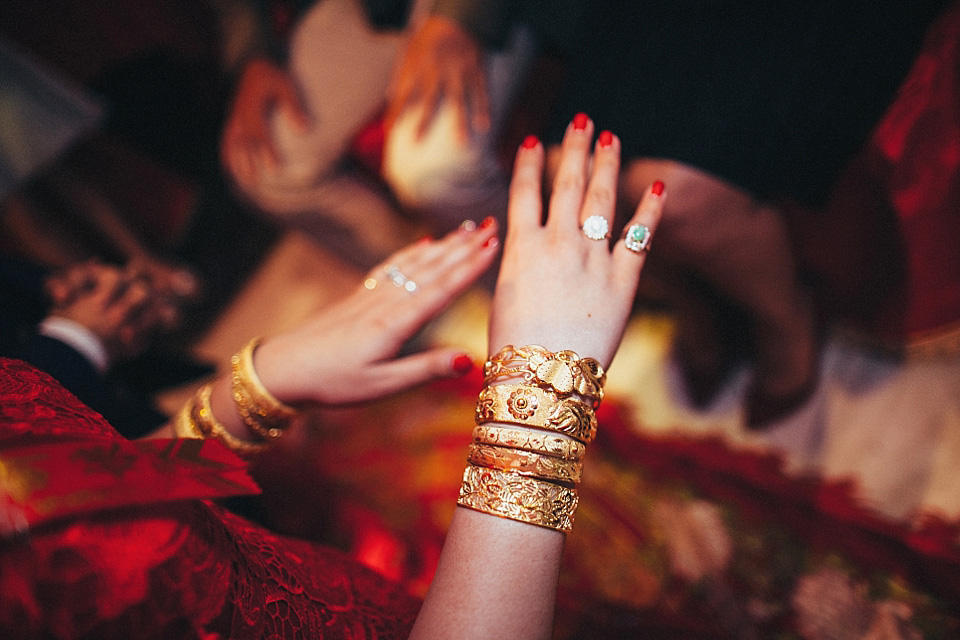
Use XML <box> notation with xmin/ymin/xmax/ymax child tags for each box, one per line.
<box><xmin>475</xmin><ymin>383</ymin><xmax>597</xmax><ymax>444</ymax></box>
<box><xmin>472</xmin><ymin>425</ymin><xmax>585</xmax><ymax>461</ymax></box>
<box><xmin>484</xmin><ymin>344</ymin><xmax>606</xmax><ymax>406</ymax></box>
<box><xmin>231</xmin><ymin>337</ymin><xmax>300</xmax><ymax>440</ymax></box>
<box><xmin>173</xmin><ymin>393</ymin><xmax>204</xmax><ymax>439</ymax></box>
<box><xmin>457</xmin><ymin>464</ymin><xmax>578</xmax><ymax>533</ymax></box>
<box><xmin>194</xmin><ymin>383</ymin><xmax>269</xmax><ymax>457</ymax></box>
<box><xmin>468</xmin><ymin>443</ymin><xmax>582</xmax><ymax>485</ymax></box>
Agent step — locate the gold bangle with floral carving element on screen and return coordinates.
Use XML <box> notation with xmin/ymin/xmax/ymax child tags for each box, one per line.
<box><xmin>193</xmin><ymin>384</ymin><xmax>269</xmax><ymax>457</ymax></box>
<box><xmin>475</xmin><ymin>383</ymin><xmax>597</xmax><ymax>443</ymax></box>
<box><xmin>472</xmin><ymin>425</ymin><xmax>585</xmax><ymax>461</ymax></box>
<box><xmin>468</xmin><ymin>443</ymin><xmax>582</xmax><ymax>485</ymax></box>
<box><xmin>484</xmin><ymin>344</ymin><xmax>606</xmax><ymax>406</ymax></box>
<box><xmin>457</xmin><ymin>464</ymin><xmax>578</xmax><ymax>533</ymax></box>
<box><xmin>231</xmin><ymin>337</ymin><xmax>300</xmax><ymax>440</ymax></box>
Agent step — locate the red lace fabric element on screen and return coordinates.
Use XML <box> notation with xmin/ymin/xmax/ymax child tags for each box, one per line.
<box><xmin>0</xmin><ymin>359</ymin><xmax>419</xmax><ymax>639</ymax></box>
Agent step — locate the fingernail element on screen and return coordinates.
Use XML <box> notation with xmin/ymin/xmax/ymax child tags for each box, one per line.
<box><xmin>598</xmin><ymin>130</ymin><xmax>614</xmax><ymax>148</ymax></box>
<box><xmin>572</xmin><ymin>113</ymin><xmax>589</xmax><ymax>131</ymax></box>
<box><xmin>417</xmin><ymin>234</ymin><xmax>434</xmax><ymax>244</ymax></box>
<box><xmin>521</xmin><ymin>134</ymin><xmax>539</xmax><ymax>149</ymax></box>
<box><xmin>453</xmin><ymin>354</ymin><xmax>474</xmax><ymax>375</ymax></box>
<box><xmin>460</xmin><ymin>219</ymin><xmax>477</xmax><ymax>232</ymax></box>
<box><xmin>482</xmin><ymin>236</ymin><xmax>499</xmax><ymax>249</ymax></box>
<box><xmin>480</xmin><ymin>216</ymin><xmax>495</xmax><ymax>229</ymax></box>
<box><xmin>651</xmin><ymin>180</ymin><xmax>665</xmax><ymax>198</ymax></box>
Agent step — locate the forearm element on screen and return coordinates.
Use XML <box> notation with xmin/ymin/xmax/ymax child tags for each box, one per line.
<box><xmin>410</xmin><ymin>507</ymin><xmax>563</xmax><ymax>640</ymax></box>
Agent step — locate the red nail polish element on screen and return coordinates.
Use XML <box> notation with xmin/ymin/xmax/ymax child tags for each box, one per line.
<box><xmin>521</xmin><ymin>134</ymin><xmax>539</xmax><ymax>149</ymax></box>
<box><xmin>417</xmin><ymin>234</ymin><xmax>433</xmax><ymax>244</ymax></box>
<box><xmin>598</xmin><ymin>130</ymin><xmax>614</xmax><ymax>148</ymax></box>
<box><xmin>483</xmin><ymin>236</ymin><xmax>499</xmax><ymax>249</ymax></box>
<box><xmin>572</xmin><ymin>113</ymin><xmax>589</xmax><ymax>131</ymax></box>
<box><xmin>480</xmin><ymin>216</ymin><xmax>495</xmax><ymax>229</ymax></box>
<box><xmin>651</xmin><ymin>180</ymin><xmax>665</xmax><ymax>197</ymax></box>
<box><xmin>453</xmin><ymin>354</ymin><xmax>474</xmax><ymax>375</ymax></box>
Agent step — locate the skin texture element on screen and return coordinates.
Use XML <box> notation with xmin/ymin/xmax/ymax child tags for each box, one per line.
<box><xmin>387</xmin><ymin>14</ymin><xmax>490</xmax><ymax>141</ymax></box>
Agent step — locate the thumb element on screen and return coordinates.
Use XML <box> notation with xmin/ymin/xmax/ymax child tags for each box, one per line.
<box><xmin>369</xmin><ymin>348</ymin><xmax>476</xmax><ymax>397</ymax></box>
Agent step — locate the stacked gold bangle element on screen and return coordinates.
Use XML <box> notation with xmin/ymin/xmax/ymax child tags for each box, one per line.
<box><xmin>457</xmin><ymin>345</ymin><xmax>606</xmax><ymax>534</ymax></box>
<box><xmin>173</xmin><ymin>337</ymin><xmax>302</xmax><ymax>457</ymax></box>
<box><xmin>231</xmin><ymin>337</ymin><xmax>299</xmax><ymax>440</ymax></box>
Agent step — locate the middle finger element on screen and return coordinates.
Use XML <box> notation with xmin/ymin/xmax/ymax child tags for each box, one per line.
<box><xmin>546</xmin><ymin>113</ymin><xmax>594</xmax><ymax>233</ymax></box>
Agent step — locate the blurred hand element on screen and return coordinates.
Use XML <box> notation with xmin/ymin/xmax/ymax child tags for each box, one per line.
<box><xmin>49</xmin><ymin>263</ymin><xmax>168</xmax><ymax>363</ymax></box>
<box><xmin>221</xmin><ymin>58</ymin><xmax>311</xmax><ymax>189</ymax></box>
<box><xmin>387</xmin><ymin>14</ymin><xmax>489</xmax><ymax>142</ymax></box>
<box><xmin>253</xmin><ymin>220</ymin><xmax>500</xmax><ymax>406</ymax></box>
<box><xmin>489</xmin><ymin>119</ymin><xmax>666</xmax><ymax>366</ymax></box>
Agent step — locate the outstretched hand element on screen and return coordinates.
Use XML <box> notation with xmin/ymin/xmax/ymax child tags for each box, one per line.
<box><xmin>221</xmin><ymin>58</ymin><xmax>311</xmax><ymax>189</ymax></box>
<box><xmin>253</xmin><ymin>220</ymin><xmax>500</xmax><ymax>406</ymax></box>
<box><xmin>489</xmin><ymin>116</ymin><xmax>666</xmax><ymax>366</ymax></box>
<box><xmin>387</xmin><ymin>14</ymin><xmax>489</xmax><ymax>142</ymax></box>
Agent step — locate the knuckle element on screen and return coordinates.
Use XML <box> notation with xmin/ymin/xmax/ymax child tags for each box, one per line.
<box><xmin>587</xmin><ymin>187</ymin><xmax>615</xmax><ymax>207</ymax></box>
<box><xmin>555</xmin><ymin>173</ymin><xmax>586</xmax><ymax>194</ymax></box>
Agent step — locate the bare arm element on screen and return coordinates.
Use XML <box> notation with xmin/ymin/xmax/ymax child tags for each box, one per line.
<box><xmin>410</xmin><ymin>118</ymin><xmax>665</xmax><ymax>639</ymax></box>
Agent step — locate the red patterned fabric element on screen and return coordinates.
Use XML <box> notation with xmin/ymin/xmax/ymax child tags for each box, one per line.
<box><xmin>0</xmin><ymin>358</ymin><xmax>419</xmax><ymax>639</ymax></box>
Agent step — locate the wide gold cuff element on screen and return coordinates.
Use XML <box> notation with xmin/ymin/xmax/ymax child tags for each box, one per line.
<box><xmin>457</xmin><ymin>464</ymin><xmax>578</xmax><ymax>533</ymax></box>
<box><xmin>468</xmin><ymin>443</ymin><xmax>582</xmax><ymax>484</ymax></box>
<box><xmin>475</xmin><ymin>383</ymin><xmax>597</xmax><ymax>443</ymax></box>
<box><xmin>472</xmin><ymin>425</ymin><xmax>585</xmax><ymax>461</ymax></box>
<box><xmin>231</xmin><ymin>337</ymin><xmax>299</xmax><ymax>440</ymax></box>
<box><xmin>484</xmin><ymin>344</ymin><xmax>606</xmax><ymax>406</ymax></box>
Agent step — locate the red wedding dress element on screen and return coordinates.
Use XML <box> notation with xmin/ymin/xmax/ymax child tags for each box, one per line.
<box><xmin>0</xmin><ymin>358</ymin><xmax>419</xmax><ymax>639</ymax></box>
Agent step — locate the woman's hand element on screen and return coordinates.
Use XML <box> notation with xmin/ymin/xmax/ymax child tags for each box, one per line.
<box><xmin>489</xmin><ymin>116</ymin><xmax>666</xmax><ymax>366</ymax></box>
<box><xmin>253</xmin><ymin>220</ymin><xmax>500</xmax><ymax>406</ymax></box>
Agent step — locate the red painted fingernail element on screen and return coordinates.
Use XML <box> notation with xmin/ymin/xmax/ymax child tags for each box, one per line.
<box><xmin>480</xmin><ymin>216</ymin><xmax>495</xmax><ymax>229</ymax></box>
<box><xmin>651</xmin><ymin>180</ymin><xmax>665</xmax><ymax>197</ymax></box>
<box><xmin>483</xmin><ymin>236</ymin><xmax>499</xmax><ymax>249</ymax></box>
<box><xmin>417</xmin><ymin>234</ymin><xmax>433</xmax><ymax>244</ymax></box>
<box><xmin>572</xmin><ymin>113</ymin><xmax>589</xmax><ymax>131</ymax></box>
<box><xmin>453</xmin><ymin>354</ymin><xmax>474</xmax><ymax>375</ymax></box>
<box><xmin>521</xmin><ymin>134</ymin><xmax>539</xmax><ymax>149</ymax></box>
<box><xmin>598</xmin><ymin>130</ymin><xmax>614</xmax><ymax>147</ymax></box>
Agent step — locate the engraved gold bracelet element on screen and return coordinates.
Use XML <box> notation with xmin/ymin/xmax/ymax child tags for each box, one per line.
<box><xmin>457</xmin><ymin>464</ymin><xmax>578</xmax><ymax>533</ymax></box>
<box><xmin>472</xmin><ymin>425</ymin><xmax>585</xmax><ymax>461</ymax></box>
<box><xmin>468</xmin><ymin>443</ymin><xmax>582</xmax><ymax>485</ymax></box>
<box><xmin>484</xmin><ymin>344</ymin><xmax>606</xmax><ymax>406</ymax></box>
<box><xmin>231</xmin><ymin>337</ymin><xmax>300</xmax><ymax>440</ymax></box>
<box><xmin>475</xmin><ymin>383</ymin><xmax>597</xmax><ymax>443</ymax></box>
<box><xmin>193</xmin><ymin>384</ymin><xmax>269</xmax><ymax>457</ymax></box>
